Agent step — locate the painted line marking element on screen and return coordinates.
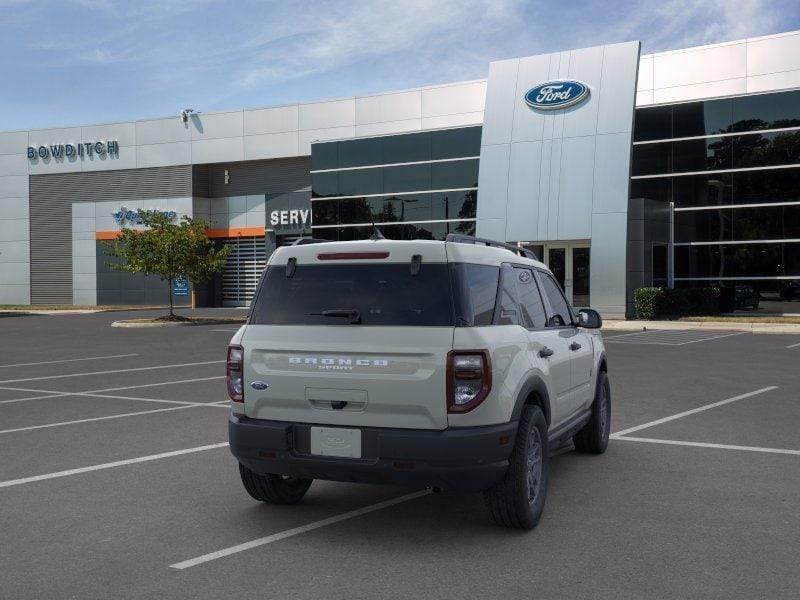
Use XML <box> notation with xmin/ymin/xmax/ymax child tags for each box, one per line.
<box><xmin>0</xmin><ymin>392</ymin><xmax>67</xmax><ymax>404</ymax></box>
<box><xmin>675</xmin><ymin>331</ymin><xmax>746</xmax><ymax>345</ymax></box>
<box><xmin>0</xmin><ymin>387</ymin><xmax>211</xmax><ymax>407</ymax></box>
<box><xmin>211</xmin><ymin>328</ymin><xmax>238</xmax><ymax>332</ymax></box>
<box><xmin>0</xmin><ymin>442</ymin><xmax>230</xmax><ymax>489</ymax></box>
<box><xmin>0</xmin><ymin>360</ymin><xmax>223</xmax><ymax>385</ymax></box>
<box><xmin>611</xmin><ymin>386</ymin><xmax>778</xmax><ymax>437</ymax></box>
<box><xmin>170</xmin><ymin>489</ymin><xmax>431</xmax><ymax>570</ymax></box>
<box><xmin>0</xmin><ymin>375</ymin><xmax>227</xmax><ymax>404</ymax></box>
<box><xmin>786</xmin><ymin>342</ymin><xmax>800</xmax><ymax>349</ymax></box>
<box><xmin>0</xmin><ymin>404</ymin><xmax>198</xmax><ymax>434</ymax></box>
<box><xmin>88</xmin><ymin>376</ymin><xmax>225</xmax><ymax>394</ymax></box>
<box><xmin>0</xmin><ymin>376</ymin><xmax>226</xmax><ymax>406</ymax></box>
<box><xmin>602</xmin><ymin>331</ymin><xmax>654</xmax><ymax>339</ymax></box>
<box><xmin>613</xmin><ymin>436</ymin><xmax>800</xmax><ymax>456</ymax></box>
<box><xmin>604</xmin><ymin>330</ymin><xmax>746</xmax><ymax>346</ymax></box>
<box><xmin>0</xmin><ymin>353</ymin><xmax>139</xmax><ymax>369</ymax></box>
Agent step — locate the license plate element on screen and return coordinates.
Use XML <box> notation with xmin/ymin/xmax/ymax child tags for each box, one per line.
<box><xmin>310</xmin><ymin>426</ymin><xmax>361</xmax><ymax>458</ymax></box>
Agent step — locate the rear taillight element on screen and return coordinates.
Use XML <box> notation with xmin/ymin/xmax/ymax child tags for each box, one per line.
<box><xmin>227</xmin><ymin>345</ymin><xmax>244</xmax><ymax>402</ymax></box>
<box><xmin>447</xmin><ymin>350</ymin><xmax>492</xmax><ymax>413</ymax></box>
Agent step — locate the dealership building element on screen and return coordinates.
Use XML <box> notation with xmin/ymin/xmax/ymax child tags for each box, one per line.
<box><xmin>1</xmin><ymin>29</ymin><xmax>800</xmax><ymax>316</ymax></box>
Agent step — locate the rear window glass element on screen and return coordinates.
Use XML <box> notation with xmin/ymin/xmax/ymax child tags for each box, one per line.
<box><xmin>250</xmin><ymin>263</ymin><xmax>454</xmax><ymax>326</ymax></box>
<box><xmin>494</xmin><ymin>265</ymin><xmax>520</xmax><ymax>326</ymax></box>
<box><xmin>449</xmin><ymin>263</ymin><xmax>499</xmax><ymax>326</ymax></box>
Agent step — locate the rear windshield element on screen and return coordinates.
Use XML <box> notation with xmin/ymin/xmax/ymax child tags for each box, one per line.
<box><xmin>249</xmin><ymin>261</ymin><xmax>503</xmax><ymax>327</ymax></box>
<box><xmin>250</xmin><ymin>263</ymin><xmax>455</xmax><ymax>326</ymax></box>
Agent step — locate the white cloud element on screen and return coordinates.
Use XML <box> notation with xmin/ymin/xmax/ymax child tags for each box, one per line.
<box><xmin>2</xmin><ymin>0</ymin><xmax>797</xmax><ymax>129</ymax></box>
<box><xmin>602</xmin><ymin>0</ymin><xmax>785</xmax><ymax>52</ymax></box>
<box><xmin>234</xmin><ymin>0</ymin><xmax>525</xmax><ymax>89</ymax></box>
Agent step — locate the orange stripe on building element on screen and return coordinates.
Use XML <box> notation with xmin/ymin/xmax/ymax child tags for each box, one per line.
<box><xmin>206</xmin><ymin>227</ymin><xmax>265</xmax><ymax>238</ymax></box>
<box><xmin>95</xmin><ymin>226</ymin><xmax>266</xmax><ymax>241</ymax></box>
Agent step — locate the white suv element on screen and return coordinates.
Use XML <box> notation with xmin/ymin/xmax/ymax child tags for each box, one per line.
<box><xmin>227</xmin><ymin>234</ymin><xmax>610</xmax><ymax>529</ymax></box>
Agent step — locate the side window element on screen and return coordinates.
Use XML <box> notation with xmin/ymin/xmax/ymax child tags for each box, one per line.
<box><xmin>539</xmin><ymin>271</ymin><xmax>573</xmax><ymax>327</ymax></box>
<box><xmin>494</xmin><ymin>265</ymin><xmax>520</xmax><ymax>326</ymax></box>
<box><xmin>514</xmin><ymin>267</ymin><xmax>547</xmax><ymax>329</ymax></box>
<box><xmin>450</xmin><ymin>263</ymin><xmax>499</xmax><ymax>326</ymax></box>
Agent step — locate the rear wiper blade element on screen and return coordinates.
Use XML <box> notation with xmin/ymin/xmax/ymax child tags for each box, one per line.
<box><xmin>309</xmin><ymin>309</ymin><xmax>362</xmax><ymax>324</ymax></box>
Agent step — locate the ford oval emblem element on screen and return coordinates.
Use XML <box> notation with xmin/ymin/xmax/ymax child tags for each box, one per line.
<box><xmin>524</xmin><ymin>80</ymin><xmax>589</xmax><ymax>110</ymax></box>
<box><xmin>250</xmin><ymin>381</ymin><xmax>270</xmax><ymax>390</ymax></box>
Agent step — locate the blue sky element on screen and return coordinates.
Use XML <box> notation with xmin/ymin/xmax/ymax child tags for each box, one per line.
<box><xmin>2</xmin><ymin>0</ymin><xmax>799</xmax><ymax>131</ymax></box>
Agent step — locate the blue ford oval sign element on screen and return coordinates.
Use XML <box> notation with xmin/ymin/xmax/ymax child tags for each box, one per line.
<box><xmin>524</xmin><ymin>80</ymin><xmax>589</xmax><ymax>110</ymax></box>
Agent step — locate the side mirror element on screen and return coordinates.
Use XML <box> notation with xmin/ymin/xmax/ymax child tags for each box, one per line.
<box><xmin>577</xmin><ymin>308</ymin><xmax>602</xmax><ymax>329</ymax></box>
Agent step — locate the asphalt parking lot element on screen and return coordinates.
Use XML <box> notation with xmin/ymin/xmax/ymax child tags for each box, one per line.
<box><xmin>1</xmin><ymin>310</ymin><xmax>799</xmax><ymax>599</ymax></box>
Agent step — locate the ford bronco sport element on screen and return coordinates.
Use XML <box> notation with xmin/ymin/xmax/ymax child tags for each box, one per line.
<box><xmin>227</xmin><ymin>234</ymin><xmax>609</xmax><ymax>529</ymax></box>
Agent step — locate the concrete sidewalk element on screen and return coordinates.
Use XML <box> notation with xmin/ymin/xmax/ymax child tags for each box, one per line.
<box><xmin>603</xmin><ymin>319</ymin><xmax>800</xmax><ymax>335</ymax></box>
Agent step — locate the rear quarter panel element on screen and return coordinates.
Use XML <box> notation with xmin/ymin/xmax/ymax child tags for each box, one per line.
<box><xmin>448</xmin><ymin>325</ymin><xmax>532</xmax><ymax>427</ymax></box>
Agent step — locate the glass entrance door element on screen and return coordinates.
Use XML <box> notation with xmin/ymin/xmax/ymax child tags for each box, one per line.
<box><xmin>548</xmin><ymin>247</ymin><xmax>567</xmax><ymax>290</ymax></box>
<box><xmin>571</xmin><ymin>246</ymin><xmax>590</xmax><ymax>307</ymax></box>
<box><xmin>521</xmin><ymin>241</ymin><xmax>590</xmax><ymax>307</ymax></box>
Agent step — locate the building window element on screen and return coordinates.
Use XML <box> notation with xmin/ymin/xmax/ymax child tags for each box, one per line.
<box><xmin>631</xmin><ymin>89</ymin><xmax>800</xmax><ymax>311</ymax></box>
<box><xmin>310</xmin><ymin>126</ymin><xmax>480</xmax><ymax>241</ymax></box>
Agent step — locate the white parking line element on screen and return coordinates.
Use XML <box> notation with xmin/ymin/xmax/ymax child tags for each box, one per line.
<box><xmin>786</xmin><ymin>342</ymin><xmax>800</xmax><ymax>349</ymax></box>
<box><xmin>89</xmin><ymin>376</ymin><xmax>225</xmax><ymax>394</ymax></box>
<box><xmin>0</xmin><ymin>442</ymin><xmax>230</xmax><ymax>489</ymax></box>
<box><xmin>678</xmin><ymin>332</ymin><xmax>746</xmax><ymax>345</ymax></box>
<box><xmin>0</xmin><ymin>385</ymin><xmax>198</xmax><ymax>406</ymax></box>
<box><xmin>0</xmin><ymin>404</ymin><xmax>198</xmax><ymax>434</ymax></box>
<box><xmin>604</xmin><ymin>330</ymin><xmax>745</xmax><ymax>346</ymax></box>
<box><xmin>170</xmin><ymin>489</ymin><xmax>431</xmax><ymax>570</ymax></box>
<box><xmin>211</xmin><ymin>329</ymin><xmax>239</xmax><ymax>332</ymax></box>
<box><xmin>613</xmin><ymin>436</ymin><xmax>800</xmax><ymax>456</ymax></box>
<box><xmin>611</xmin><ymin>386</ymin><xmax>778</xmax><ymax>437</ymax></box>
<box><xmin>0</xmin><ymin>391</ymin><xmax>66</xmax><ymax>404</ymax></box>
<box><xmin>0</xmin><ymin>376</ymin><xmax>226</xmax><ymax>405</ymax></box>
<box><xmin>0</xmin><ymin>353</ymin><xmax>139</xmax><ymax>369</ymax></box>
<box><xmin>0</xmin><ymin>360</ymin><xmax>223</xmax><ymax>384</ymax></box>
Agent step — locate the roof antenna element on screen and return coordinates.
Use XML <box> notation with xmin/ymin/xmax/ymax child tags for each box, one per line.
<box><xmin>369</xmin><ymin>215</ymin><xmax>385</xmax><ymax>241</ymax></box>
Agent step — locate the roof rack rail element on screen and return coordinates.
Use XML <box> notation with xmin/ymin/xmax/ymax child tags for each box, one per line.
<box><xmin>445</xmin><ymin>233</ymin><xmax>538</xmax><ymax>261</ymax></box>
<box><xmin>290</xmin><ymin>237</ymin><xmax>332</xmax><ymax>246</ymax></box>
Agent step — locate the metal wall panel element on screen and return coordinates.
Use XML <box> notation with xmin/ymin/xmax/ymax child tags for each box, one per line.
<box><xmin>478</xmin><ymin>41</ymin><xmax>641</xmax><ymax>317</ymax></box>
<box><xmin>206</xmin><ymin>157</ymin><xmax>311</xmax><ymax>197</ymax></box>
<box><xmin>29</xmin><ymin>165</ymin><xmax>192</xmax><ymax>304</ymax></box>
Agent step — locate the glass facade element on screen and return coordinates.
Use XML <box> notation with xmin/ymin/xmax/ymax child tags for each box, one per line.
<box><xmin>310</xmin><ymin>126</ymin><xmax>480</xmax><ymax>241</ymax></box>
<box><xmin>631</xmin><ymin>89</ymin><xmax>800</xmax><ymax>312</ymax></box>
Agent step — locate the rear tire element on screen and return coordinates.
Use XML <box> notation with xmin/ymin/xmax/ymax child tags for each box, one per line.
<box><xmin>238</xmin><ymin>463</ymin><xmax>312</xmax><ymax>504</ymax></box>
<box><xmin>573</xmin><ymin>371</ymin><xmax>611</xmax><ymax>454</ymax></box>
<box><xmin>483</xmin><ymin>405</ymin><xmax>549</xmax><ymax>529</ymax></box>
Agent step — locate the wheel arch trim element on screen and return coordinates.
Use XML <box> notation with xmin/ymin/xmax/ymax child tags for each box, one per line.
<box><xmin>511</xmin><ymin>375</ymin><xmax>552</xmax><ymax>425</ymax></box>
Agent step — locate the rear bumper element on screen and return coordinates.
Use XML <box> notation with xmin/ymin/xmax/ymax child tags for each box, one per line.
<box><xmin>229</xmin><ymin>414</ymin><xmax>517</xmax><ymax>492</ymax></box>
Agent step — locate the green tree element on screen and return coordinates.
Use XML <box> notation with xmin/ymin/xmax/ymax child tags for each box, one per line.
<box><xmin>105</xmin><ymin>210</ymin><xmax>230</xmax><ymax>319</ymax></box>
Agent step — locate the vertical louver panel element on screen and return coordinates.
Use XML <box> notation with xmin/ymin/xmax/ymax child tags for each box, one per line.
<box><xmin>28</xmin><ymin>166</ymin><xmax>192</xmax><ymax>305</ymax></box>
<box><xmin>220</xmin><ymin>236</ymin><xmax>267</xmax><ymax>307</ymax></box>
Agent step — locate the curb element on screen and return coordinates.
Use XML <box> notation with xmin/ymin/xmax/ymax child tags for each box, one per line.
<box><xmin>602</xmin><ymin>320</ymin><xmax>800</xmax><ymax>335</ymax></box>
<box><xmin>111</xmin><ymin>319</ymin><xmax>245</xmax><ymax>328</ymax></box>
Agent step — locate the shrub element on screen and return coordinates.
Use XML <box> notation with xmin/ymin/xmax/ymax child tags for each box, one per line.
<box><xmin>634</xmin><ymin>287</ymin><xmax>663</xmax><ymax>320</ymax></box>
<box><xmin>633</xmin><ymin>286</ymin><xmax>720</xmax><ymax>319</ymax></box>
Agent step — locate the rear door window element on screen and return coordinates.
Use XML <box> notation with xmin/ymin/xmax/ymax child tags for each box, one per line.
<box><xmin>250</xmin><ymin>263</ymin><xmax>454</xmax><ymax>326</ymax></box>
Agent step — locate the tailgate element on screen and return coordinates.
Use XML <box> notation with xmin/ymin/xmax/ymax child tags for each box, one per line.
<box><xmin>242</xmin><ymin>325</ymin><xmax>453</xmax><ymax>429</ymax></box>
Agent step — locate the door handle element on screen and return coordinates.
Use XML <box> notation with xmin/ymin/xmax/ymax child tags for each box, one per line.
<box><xmin>539</xmin><ymin>347</ymin><xmax>554</xmax><ymax>358</ymax></box>
<box><xmin>569</xmin><ymin>342</ymin><xmax>582</xmax><ymax>351</ymax></box>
